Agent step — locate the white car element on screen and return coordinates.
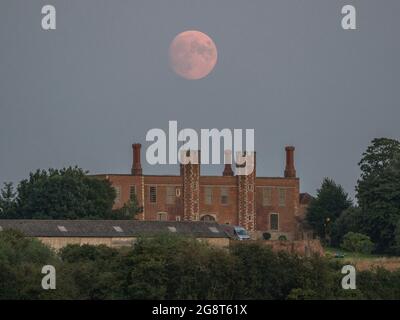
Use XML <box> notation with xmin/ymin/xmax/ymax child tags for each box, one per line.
<box><xmin>234</xmin><ymin>226</ymin><xmax>251</xmax><ymax>240</ymax></box>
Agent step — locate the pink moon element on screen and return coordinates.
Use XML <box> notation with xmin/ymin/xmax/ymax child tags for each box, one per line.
<box><xmin>169</xmin><ymin>30</ymin><xmax>218</xmax><ymax>80</ymax></box>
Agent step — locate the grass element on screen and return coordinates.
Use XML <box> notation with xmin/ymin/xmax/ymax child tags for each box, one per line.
<box><xmin>324</xmin><ymin>247</ymin><xmax>383</xmax><ymax>260</ymax></box>
<box><xmin>324</xmin><ymin>247</ymin><xmax>400</xmax><ymax>271</ymax></box>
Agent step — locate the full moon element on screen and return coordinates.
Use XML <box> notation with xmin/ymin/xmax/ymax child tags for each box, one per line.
<box><xmin>169</xmin><ymin>30</ymin><xmax>218</xmax><ymax>80</ymax></box>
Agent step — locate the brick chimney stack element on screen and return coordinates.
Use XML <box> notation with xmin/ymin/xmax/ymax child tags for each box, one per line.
<box><xmin>223</xmin><ymin>150</ymin><xmax>234</xmax><ymax>176</ymax></box>
<box><xmin>223</xmin><ymin>163</ymin><xmax>234</xmax><ymax>176</ymax></box>
<box><xmin>181</xmin><ymin>150</ymin><xmax>200</xmax><ymax>221</ymax></box>
<box><xmin>284</xmin><ymin>146</ymin><xmax>296</xmax><ymax>178</ymax></box>
<box><xmin>131</xmin><ymin>143</ymin><xmax>143</xmax><ymax>176</ymax></box>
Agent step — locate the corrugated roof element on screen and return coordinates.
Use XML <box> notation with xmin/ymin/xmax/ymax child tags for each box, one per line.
<box><xmin>0</xmin><ymin>220</ymin><xmax>235</xmax><ymax>239</ymax></box>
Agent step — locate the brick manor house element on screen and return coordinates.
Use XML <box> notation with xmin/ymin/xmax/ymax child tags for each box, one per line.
<box><xmin>95</xmin><ymin>144</ymin><xmax>312</xmax><ymax>240</ymax></box>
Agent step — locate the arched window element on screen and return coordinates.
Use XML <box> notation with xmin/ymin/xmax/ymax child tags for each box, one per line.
<box><xmin>200</xmin><ymin>214</ymin><xmax>216</xmax><ymax>222</ymax></box>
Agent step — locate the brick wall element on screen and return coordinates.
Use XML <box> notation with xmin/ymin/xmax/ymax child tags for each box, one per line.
<box><xmin>230</xmin><ymin>239</ymin><xmax>325</xmax><ymax>257</ymax></box>
<box><xmin>97</xmin><ymin>145</ymin><xmax>306</xmax><ymax>239</ymax></box>
<box><xmin>36</xmin><ymin>236</ymin><xmax>230</xmax><ymax>251</ymax></box>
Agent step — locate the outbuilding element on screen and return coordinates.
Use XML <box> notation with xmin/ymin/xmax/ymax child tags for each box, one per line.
<box><xmin>0</xmin><ymin>219</ymin><xmax>235</xmax><ymax>250</ymax></box>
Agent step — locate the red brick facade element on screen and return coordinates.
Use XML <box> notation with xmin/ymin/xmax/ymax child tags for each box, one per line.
<box><xmin>95</xmin><ymin>144</ymin><xmax>308</xmax><ymax>240</ymax></box>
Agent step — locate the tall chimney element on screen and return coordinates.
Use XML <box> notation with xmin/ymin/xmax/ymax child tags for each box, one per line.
<box><xmin>223</xmin><ymin>150</ymin><xmax>234</xmax><ymax>176</ymax></box>
<box><xmin>131</xmin><ymin>143</ymin><xmax>142</xmax><ymax>176</ymax></box>
<box><xmin>284</xmin><ymin>146</ymin><xmax>296</xmax><ymax>178</ymax></box>
<box><xmin>223</xmin><ymin>163</ymin><xmax>234</xmax><ymax>176</ymax></box>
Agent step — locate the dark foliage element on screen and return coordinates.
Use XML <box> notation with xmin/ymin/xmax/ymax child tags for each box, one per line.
<box><xmin>0</xmin><ymin>232</ymin><xmax>399</xmax><ymax>300</ymax></box>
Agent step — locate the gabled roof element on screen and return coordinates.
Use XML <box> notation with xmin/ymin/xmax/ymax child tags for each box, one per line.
<box><xmin>299</xmin><ymin>192</ymin><xmax>314</xmax><ymax>205</ymax></box>
<box><xmin>0</xmin><ymin>220</ymin><xmax>235</xmax><ymax>239</ymax></box>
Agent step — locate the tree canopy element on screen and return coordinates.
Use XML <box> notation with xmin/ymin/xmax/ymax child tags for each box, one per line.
<box><xmin>0</xmin><ymin>232</ymin><xmax>400</xmax><ymax>300</ymax></box>
<box><xmin>0</xmin><ymin>182</ymin><xmax>17</xmax><ymax>218</ymax></box>
<box><xmin>330</xmin><ymin>207</ymin><xmax>365</xmax><ymax>247</ymax></box>
<box><xmin>306</xmin><ymin>178</ymin><xmax>352</xmax><ymax>240</ymax></box>
<box><xmin>1</xmin><ymin>166</ymin><xmax>139</xmax><ymax>220</ymax></box>
<box><xmin>306</xmin><ymin>138</ymin><xmax>400</xmax><ymax>255</ymax></box>
<box><xmin>356</xmin><ymin>138</ymin><xmax>400</xmax><ymax>253</ymax></box>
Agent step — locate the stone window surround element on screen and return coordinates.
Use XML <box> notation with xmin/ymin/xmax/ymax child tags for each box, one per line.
<box><xmin>269</xmin><ymin>212</ymin><xmax>279</xmax><ymax>231</ymax></box>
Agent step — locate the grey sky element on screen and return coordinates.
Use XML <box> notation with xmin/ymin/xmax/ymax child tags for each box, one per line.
<box><xmin>1</xmin><ymin>0</ymin><xmax>399</xmax><ymax>199</ymax></box>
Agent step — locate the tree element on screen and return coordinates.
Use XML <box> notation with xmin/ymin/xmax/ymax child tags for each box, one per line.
<box><xmin>0</xmin><ymin>182</ymin><xmax>17</xmax><ymax>218</ymax></box>
<box><xmin>111</xmin><ymin>196</ymin><xmax>141</xmax><ymax>220</ymax></box>
<box><xmin>0</xmin><ymin>229</ymin><xmax>78</xmax><ymax>299</ymax></box>
<box><xmin>0</xmin><ymin>229</ymin><xmax>56</xmax><ymax>299</ymax></box>
<box><xmin>356</xmin><ymin>138</ymin><xmax>400</xmax><ymax>253</ymax></box>
<box><xmin>357</xmin><ymin>138</ymin><xmax>400</xmax><ymax>187</ymax></box>
<box><xmin>2</xmin><ymin>232</ymin><xmax>400</xmax><ymax>300</ymax></box>
<box><xmin>341</xmin><ymin>232</ymin><xmax>374</xmax><ymax>254</ymax></box>
<box><xmin>15</xmin><ymin>167</ymin><xmax>116</xmax><ymax>219</ymax></box>
<box><xmin>330</xmin><ymin>207</ymin><xmax>365</xmax><ymax>247</ymax></box>
<box><xmin>306</xmin><ymin>178</ymin><xmax>352</xmax><ymax>240</ymax></box>
<box><xmin>391</xmin><ymin>219</ymin><xmax>400</xmax><ymax>255</ymax></box>
<box><xmin>59</xmin><ymin>244</ymin><xmax>124</xmax><ymax>299</ymax></box>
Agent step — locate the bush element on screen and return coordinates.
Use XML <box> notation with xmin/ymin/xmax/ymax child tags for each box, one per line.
<box><xmin>0</xmin><ymin>229</ymin><xmax>74</xmax><ymax>299</ymax></box>
<box><xmin>278</xmin><ymin>235</ymin><xmax>287</xmax><ymax>241</ymax></box>
<box><xmin>341</xmin><ymin>232</ymin><xmax>374</xmax><ymax>254</ymax></box>
<box><xmin>330</xmin><ymin>207</ymin><xmax>364</xmax><ymax>247</ymax></box>
<box><xmin>263</xmin><ymin>232</ymin><xmax>271</xmax><ymax>240</ymax></box>
<box><xmin>392</xmin><ymin>219</ymin><xmax>400</xmax><ymax>255</ymax></box>
<box><xmin>1</xmin><ymin>233</ymin><xmax>400</xmax><ymax>299</ymax></box>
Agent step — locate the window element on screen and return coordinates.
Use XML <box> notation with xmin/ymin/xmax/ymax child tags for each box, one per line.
<box><xmin>149</xmin><ymin>186</ymin><xmax>157</xmax><ymax>203</ymax></box>
<box><xmin>204</xmin><ymin>187</ymin><xmax>213</xmax><ymax>205</ymax></box>
<box><xmin>279</xmin><ymin>188</ymin><xmax>286</xmax><ymax>207</ymax></box>
<box><xmin>209</xmin><ymin>226</ymin><xmax>219</xmax><ymax>233</ymax></box>
<box><xmin>200</xmin><ymin>214</ymin><xmax>216</xmax><ymax>222</ymax></box>
<box><xmin>270</xmin><ymin>213</ymin><xmax>279</xmax><ymax>231</ymax></box>
<box><xmin>58</xmin><ymin>226</ymin><xmax>67</xmax><ymax>232</ymax></box>
<box><xmin>220</xmin><ymin>188</ymin><xmax>228</xmax><ymax>205</ymax></box>
<box><xmin>157</xmin><ymin>212</ymin><xmax>168</xmax><ymax>221</ymax></box>
<box><xmin>129</xmin><ymin>185</ymin><xmax>136</xmax><ymax>201</ymax></box>
<box><xmin>166</xmin><ymin>186</ymin><xmax>175</xmax><ymax>205</ymax></box>
<box><xmin>114</xmin><ymin>186</ymin><xmax>121</xmax><ymax>204</ymax></box>
<box><xmin>263</xmin><ymin>187</ymin><xmax>272</xmax><ymax>206</ymax></box>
